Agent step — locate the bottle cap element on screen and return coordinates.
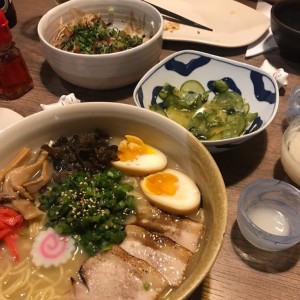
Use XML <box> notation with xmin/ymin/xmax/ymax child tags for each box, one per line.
<box><xmin>0</xmin><ymin>10</ymin><xmax>12</xmax><ymax>46</ymax></box>
<box><xmin>0</xmin><ymin>9</ymin><xmax>8</xmax><ymax>26</ymax></box>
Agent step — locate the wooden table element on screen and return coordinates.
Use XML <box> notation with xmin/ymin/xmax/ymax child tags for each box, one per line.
<box><xmin>1</xmin><ymin>0</ymin><xmax>300</xmax><ymax>299</ymax></box>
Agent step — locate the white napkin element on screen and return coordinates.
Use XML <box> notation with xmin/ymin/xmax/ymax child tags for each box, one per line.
<box><xmin>245</xmin><ymin>1</ymin><xmax>278</xmax><ymax>58</ymax></box>
<box><xmin>40</xmin><ymin>93</ymin><xmax>81</xmax><ymax>110</ymax></box>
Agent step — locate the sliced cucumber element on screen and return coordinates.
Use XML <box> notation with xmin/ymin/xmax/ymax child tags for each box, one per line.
<box><xmin>214</xmin><ymin>91</ymin><xmax>244</xmax><ymax>111</ymax></box>
<box><xmin>246</xmin><ymin>111</ymin><xmax>258</xmax><ymax>123</ymax></box>
<box><xmin>153</xmin><ymin>79</ymin><xmax>257</xmax><ymax>141</ymax></box>
<box><xmin>243</xmin><ymin>103</ymin><xmax>250</xmax><ymax>115</ymax></box>
<box><xmin>180</xmin><ymin>80</ymin><xmax>205</xmax><ymax>94</ymax></box>
<box><xmin>149</xmin><ymin>104</ymin><xmax>167</xmax><ymax>116</ymax></box>
<box><xmin>165</xmin><ymin>105</ymin><xmax>195</xmax><ymax>129</ymax></box>
<box><xmin>227</xmin><ymin>113</ymin><xmax>247</xmax><ymax>136</ymax></box>
<box><xmin>213</xmin><ymin>80</ymin><xmax>229</xmax><ymax>93</ymax></box>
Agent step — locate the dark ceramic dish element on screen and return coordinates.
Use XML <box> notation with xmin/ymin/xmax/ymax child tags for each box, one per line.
<box><xmin>271</xmin><ymin>0</ymin><xmax>300</xmax><ymax>62</ymax></box>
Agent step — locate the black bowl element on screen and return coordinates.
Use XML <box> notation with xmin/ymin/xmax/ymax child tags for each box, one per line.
<box><xmin>271</xmin><ymin>0</ymin><xmax>300</xmax><ymax>62</ymax></box>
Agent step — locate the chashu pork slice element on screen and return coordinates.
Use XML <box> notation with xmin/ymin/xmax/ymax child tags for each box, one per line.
<box><xmin>67</xmin><ymin>245</ymin><xmax>168</xmax><ymax>300</ymax></box>
<box><xmin>134</xmin><ymin>204</ymin><xmax>204</xmax><ymax>253</ymax></box>
<box><xmin>120</xmin><ymin>224</ymin><xmax>192</xmax><ymax>286</ymax></box>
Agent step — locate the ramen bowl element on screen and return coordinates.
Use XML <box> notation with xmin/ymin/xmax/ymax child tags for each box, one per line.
<box><xmin>0</xmin><ymin>102</ymin><xmax>227</xmax><ymax>299</ymax></box>
<box><xmin>133</xmin><ymin>50</ymin><xmax>279</xmax><ymax>153</ymax></box>
<box><xmin>37</xmin><ymin>0</ymin><xmax>163</xmax><ymax>89</ymax></box>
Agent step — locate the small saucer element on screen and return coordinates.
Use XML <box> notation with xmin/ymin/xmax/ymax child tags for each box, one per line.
<box><xmin>0</xmin><ymin>108</ymin><xmax>24</xmax><ymax>132</ymax></box>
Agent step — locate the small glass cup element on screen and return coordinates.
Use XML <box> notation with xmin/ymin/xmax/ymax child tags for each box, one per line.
<box><xmin>237</xmin><ymin>179</ymin><xmax>300</xmax><ymax>251</ymax></box>
<box><xmin>281</xmin><ymin>118</ymin><xmax>300</xmax><ymax>187</ymax></box>
<box><xmin>286</xmin><ymin>85</ymin><xmax>300</xmax><ymax>124</ymax></box>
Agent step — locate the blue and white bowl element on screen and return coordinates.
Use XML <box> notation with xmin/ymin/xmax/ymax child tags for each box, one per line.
<box><xmin>133</xmin><ymin>50</ymin><xmax>279</xmax><ymax>153</ymax></box>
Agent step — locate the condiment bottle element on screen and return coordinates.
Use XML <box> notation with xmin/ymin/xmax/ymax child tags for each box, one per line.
<box><xmin>0</xmin><ymin>0</ymin><xmax>17</xmax><ymax>28</ymax></box>
<box><xmin>0</xmin><ymin>10</ymin><xmax>33</xmax><ymax>100</ymax></box>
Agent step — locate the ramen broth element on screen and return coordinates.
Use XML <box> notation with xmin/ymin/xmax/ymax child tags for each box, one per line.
<box><xmin>0</xmin><ymin>134</ymin><xmax>204</xmax><ymax>299</ymax></box>
<box><xmin>0</xmin><ymin>221</ymin><xmax>88</xmax><ymax>299</ymax></box>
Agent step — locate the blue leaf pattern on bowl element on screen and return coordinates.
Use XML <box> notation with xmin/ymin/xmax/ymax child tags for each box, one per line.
<box><xmin>250</xmin><ymin>71</ymin><xmax>276</xmax><ymax>104</ymax></box>
<box><xmin>151</xmin><ymin>86</ymin><xmax>163</xmax><ymax>106</ymax></box>
<box><xmin>136</xmin><ymin>86</ymin><xmax>145</xmax><ymax>107</ymax></box>
<box><xmin>165</xmin><ymin>56</ymin><xmax>211</xmax><ymax>75</ymax></box>
<box><xmin>245</xmin><ymin>116</ymin><xmax>263</xmax><ymax>134</ymax></box>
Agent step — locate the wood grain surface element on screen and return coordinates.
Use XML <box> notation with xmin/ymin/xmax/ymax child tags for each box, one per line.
<box><xmin>1</xmin><ymin>0</ymin><xmax>299</xmax><ymax>299</ymax></box>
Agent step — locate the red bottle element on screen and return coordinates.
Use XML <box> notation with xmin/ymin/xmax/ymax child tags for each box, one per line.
<box><xmin>0</xmin><ymin>0</ymin><xmax>17</xmax><ymax>28</ymax></box>
<box><xmin>0</xmin><ymin>10</ymin><xmax>33</xmax><ymax>100</ymax></box>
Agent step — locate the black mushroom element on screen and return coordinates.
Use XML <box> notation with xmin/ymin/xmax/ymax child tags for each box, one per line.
<box><xmin>41</xmin><ymin>129</ymin><xmax>119</xmax><ymax>174</ymax></box>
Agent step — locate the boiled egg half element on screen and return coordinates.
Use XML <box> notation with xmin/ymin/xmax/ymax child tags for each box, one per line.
<box><xmin>140</xmin><ymin>168</ymin><xmax>201</xmax><ymax>215</ymax></box>
<box><xmin>111</xmin><ymin>135</ymin><xmax>167</xmax><ymax>176</ymax></box>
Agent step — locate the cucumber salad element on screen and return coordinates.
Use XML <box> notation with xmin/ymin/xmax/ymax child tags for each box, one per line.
<box><xmin>150</xmin><ymin>79</ymin><xmax>258</xmax><ymax>141</ymax></box>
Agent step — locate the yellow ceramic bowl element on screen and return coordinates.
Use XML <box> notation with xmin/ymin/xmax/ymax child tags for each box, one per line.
<box><xmin>0</xmin><ymin>103</ymin><xmax>227</xmax><ymax>299</ymax></box>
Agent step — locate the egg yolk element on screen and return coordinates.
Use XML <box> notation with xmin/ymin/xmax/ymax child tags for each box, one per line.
<box><xmin>118</xmin><ymin>135</ymin><xmax>155</xmax><ymax>161</ymax></box>
<box><xmin>144</xmin><ymin>172</ymin><xmax>179</xmax><ymax>196</ymax></box>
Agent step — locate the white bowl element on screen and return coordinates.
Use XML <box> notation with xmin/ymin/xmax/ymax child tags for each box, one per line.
<box><xmin>0</xmin><ymin>102</ymin><xmax>227</xmax><ymax>299</ymax></box>
<box><xmin>133</xmin><ymin>50</ymin><xmax>279</xmax><ymax>153</ymax></box>
<box><xmin>37</xmin><ymin>0</ymin><xmax>163</xmax><ymax>89</ymax></box>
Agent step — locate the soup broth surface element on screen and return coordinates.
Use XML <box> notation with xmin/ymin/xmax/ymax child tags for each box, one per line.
<box><xmin>0</xmin><ymin>132</ymin><xmax>204</xmax><ymax>299</ymax></box>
